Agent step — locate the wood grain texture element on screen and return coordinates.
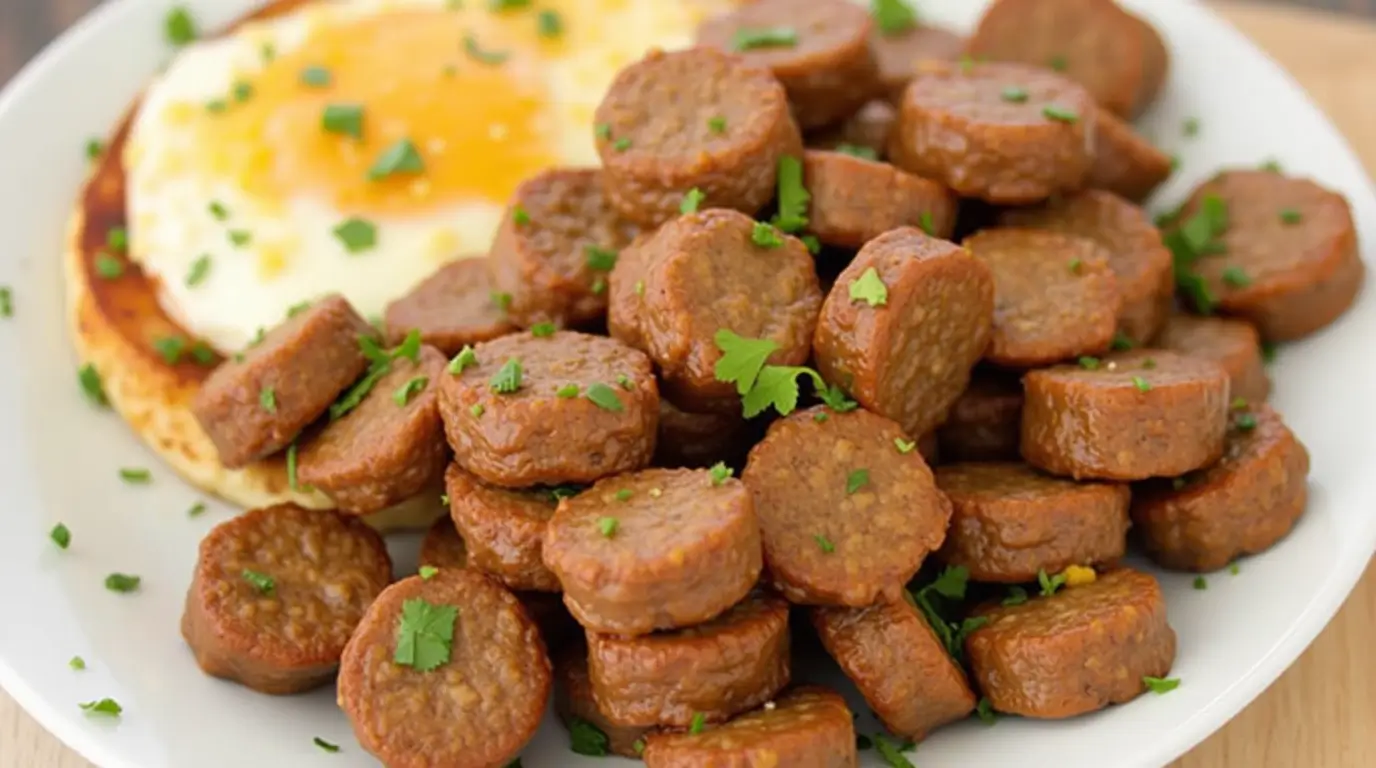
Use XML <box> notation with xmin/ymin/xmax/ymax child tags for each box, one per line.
<box><xmin>2</xmin><ymin>1</ymin><xmax>1376</xmax><ymax>767</ymax></box>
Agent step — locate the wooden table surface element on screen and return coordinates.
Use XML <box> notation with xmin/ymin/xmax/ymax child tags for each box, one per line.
<box><xmin>3</xmin><ymin>1</ymin><xmax>1376</xmax><ymax>767</ymax></box>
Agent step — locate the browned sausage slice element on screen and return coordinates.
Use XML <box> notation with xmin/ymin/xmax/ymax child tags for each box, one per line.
<box><xmin>811</xmin><ymin>598</ymin><xmax>976</xmax><ymax>740</ymax></box>
<box><xmin>595</xmin><ymin>47</ymin><xmax>802</xmax><ymax>226</ymax></box>
<box><xmin>607</xmin><ymin>209</ymin><xmax>822</xmax><ymax>414</ymax></box>
<box><xmin>1021</xmin><ymin>350</ymin><xmax>1230</xmax><ymax>481</ymax></box>
<box><xmin>1169</xmin><ymin>170</ymin><xmax>1363</xmax><ymax>341</ymax></box>
<box><xmin>543</xmin><ymin>467</ymin><xmax>762</xmax><ymax>635</ymax></box>
<box><xmin>965</xmin><ymin>568</ymin><xmax>1177</xmax><ymax>719</ymax></box>
<box><xmin>181</xmin><ymin>504</ymin><xmax>391</xmax><ymax>695</ymax></box>
<box><xmin>965</xmin><ymin>227</ymin><xmax>1122</xmax><ymax>367</ymax></box>
<box><xmin>588</xmin><ymin>589</ymin><xmax>790</xmax><ymax>728</ymax></box>
<box><xmin>888</xmin><ymin>61</ymin><xmax>1094</xmax><ymax>204</ymax></box>
<box><xmin>419</xmin><ymin>514</ymin><xmax>577</xmax><ymax>651</ymax></box>
<box><xmin>967</xmin><ymin>0</ymin><xmax>1148</xmax><ymax>118</ymax></box>
<box><xmin>655</xmin><ymin>397</ymin><xmax>753</xmax><ymax>470</ymax></box>
<box><xmin>806</xmin><ymin>100</ymin><xmax>897</xmax><ymax>160</ymax></box>
<box><xmin>1153</xmin><ymin>314</ymin><xmax>1271</xmax><ymax>403</ymax></box>
<box><xmin>383</xmin><ymin>258</ymin><xmax>515</xmax><ymax>354</ymax></box>
<box><xmin>697</xmin><ymin>0</ymin><xmax>881</xmax><ymax>130</ymax></box>
<box><xmin>297</xmin><ymin>345</ymin><xmax>448</xmax><ymax>515</ymax></box>
<box><xmin>813</xmin><ymin>228</ymin><xmax>994</xmax><ymax>438</ymax></box>
<box><xmin>804</xmin><ymin>150</ymin><xmax>958</xmax><ymax>248</ymax></box>
<box><xmin>742</xmin><ymin>407</ymin><xmax>950</xmax><ymax>606</ymax></box>
<box><xmin>1001</xmin><ymin>189</ymin><xmax>1174</xmax><ymax>344</ymax></box>
<box><xmin>871</xmin><ymin>23</ymin><xmax>966</xmax><ymax>100</ymax></box>
<box><xmin>934</xmin><ymin>462</ymin><xmax>1130</xmax><ymax>582</ymax></box>
<box><xmin>555</xmin><ymin>643</ymin><xmax>654</xmax><ymax>759</ymax></box>
<box><xmin>1089</xmin><ymin>110</ymin><xmax>1173</xmax><ymax>203</ymax></box>
<box><xmin>641</xmin><ymin>686</ymin><xmax>858</xmax><ymax>768</ymax></box>
<box><xmin>444</xmin><ymin>462</ymin><xmax>560</xmax><ymax>592</ymax></box>
<box><xmin>192</xmin><ymin>294</ymin><xmax>375</xmax><ymax>468</ymax></box>
<box><xmin>338</xmin><ymin>570</ymin><xmax>551</xmax><ymax>768</ymax></box>
<box><xmin>936</xmin><ymin>370</ymin><xmax>1024</xmax><ymax>462</ymax></box>
<box><xmin>1132</xmin><ymin>403</ymin><xmax>1309</xmax><ymax>572</ymax></box>
<box><xmin>487</xmin><ymin>168</ymin><xmax>641</xmax><ymax>327</ymax></box>
<box><xmin>438</xmin><ymin>331</ymin><xmax>659</xmax><ymax>487</ymax></box>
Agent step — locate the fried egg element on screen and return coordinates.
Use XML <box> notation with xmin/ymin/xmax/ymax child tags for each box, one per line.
<box><xmin>126</xmin><ymin>0</ymin><xmax>734</xmax><ymax>352</ymax></box>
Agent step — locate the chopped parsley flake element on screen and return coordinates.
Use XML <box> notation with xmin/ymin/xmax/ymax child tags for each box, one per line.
<box><xmin>232</xmin><ymin>81</ymin><xmax>254</xmax><ymax>103</ymax></box>
<box><xmin>585</xmin><ymin>245</ymin><xmax>619</xmax><ymax>271</ymax></box>
<box><xmin>1166</xmin><ymin>193</ymin><xmax>1230</xmax><ymax>313</ymax></box>
<box><xmin>259</xmin><ymin>387</ymin><xmax>277</xmax><ymax>414</ymax></box>
<box><xmin>597</xmin><ymin>516</ymin><xmax>619</xmax><ymax>538</ymax></box>
<box><xmin>164</xmin><ymin>6</ymin><xmax>197</xmax><ymax>46</ymax></box>
<box><xmin>153</xmin><ymin>336</ymin><xmax>186</xmax><ymax>365</ymax></box>
<box><xmin>874</xmin><ymin>734</ymin><xmax>915</xmax><ymax>768</ymax></box>
<box><xmin>470</xmin><ymin>403</ymin><xmax>486</xmax><ymax>417</ymax></box>
<box><xmin>568</xmin><ymin>717</ymin><xmax>610</xmax><ymax>756</ymax></box>
<box><xmin>773</xmin><ymin>155</ymin><xmax>810</xmax><ymax>233</ymax></box>
<box><xmin>107</xmin><ymin>227</ymin><xmax>128</xmax><ymax>252</ymax></box>
<box><xmin>1182</xmin><ymin>117</ymin><xmax>1201</xmax><ymax>137</ymax></box>
<box><xmin>334</xmin><ymin>218</ymin><xmax>378</xmax><ymax>253</ymax></box>
<box><xmin>79</xmin><ymin>698</ymin><xmax>123</xmax><ymax>717</ymax></box>
<box><xmin>585</xmin><ymin>382</ymin><xmax>624</xmax><ymax>412</ymax></box>
<box><xmin>612</xmin><ymin>137</ymin><xmax>632</xmax><ymax>152</ymax></box>
<box><xmin>393</xmin><ymin>376</ymin><xmax>429</xmax><ymax>406</ymax></box>
<box><xmin>1230</xmin><ymin>561</ymin><xmax>1241</xmax><ymax>575</ymax></box>
<box><xmin>531</xmin><ymin>322</ymin><xmax>557</xmax><ymax>338</ymax></box>
<box><xmin>78</xmin><ymin>364</ymin><xmax>108</xmax><ymax>407</ymax></box>
<box><xmin>848</xmin><ymin>267</ymin><xmax>888</xmax><ymax>307</ymax></box>
<box><xmin>95</xmin><ymin>253</ymin><xmax>124</xmax><ymax>279</ymax></box>
<box><xmin>188</xmin><ymin>502</ymin><xmax>206</xmax><ymax>517</ymax></box>
<box><xmin>1132</xmin><ymin>376</ymin><xmax>1152</xmax><ymax>392</ymax></box>
<box><xmin>322</xmin><ymin>103</ymin><xmax>364</xmax><ymax>139</ymax></box>
<box><xmin>1000</xmin><ymin>85</ymin><xmax>1029</xmax><ymax>103</ymax></box>
<box><xmin>50</xmin><ymin>523</ymin><xmax>71</xmax><ymax>550</ymax></box>
<box><xmin>228</xmin><ymin>229</ymin><xmax>252</xmax><ymax>247</ymax></box>
<box><xmin>119</xmin><ymin>468</ymin><xmax>152</xmax><ymax>484</ymax></box>
<box><xmin>1235</xmin><ymin>412</ymin><xmax>1258</xmax><ymax>431</ymax></box>
<box><xmin>814</xmin><ymin>534</ymin><xmax>835</xmax><ymax>553</ymax></box>
<box><xmin>594</xmin><ymin>123</ymin><xmax>612</xmax><ymax>140</ymax></box>
<box><xmin>556</xmin><ymin>384</ymin><xmax>580</xmax><ymax>398</ymax></box>
<box><xmin>1042</xmin><ymin>104</ymin><xmax>1079</xmax><ymax>123</ymax></box>
<box><xmin>976</xmin><ymin>697</ymin><xmax>997</xmax><ymax>724</ymax></box>
<box><xmin>490</xmin><ymin>358</ymin><xmax>523</xmax><ymax>393</ymax></box>
<box><xmin>1279</xmin><ymin>207</ymin><xmax>1303</xmax><ymax>225</ymax></box>
<box><xmin>313</xmin><ymin>737</ymin><xmax>340</xmax><ymax>753</ymax></box>
<box><xmin>801</xmin><ymin>234</ymin><xmax>821</xmax><ymax>254</ymax></box>
<box><xmin>242</xmin><ymin>569</ymin><xmax>275</xmax><ymax>595</ymax></box>
<box><xmin>708</xmin><ymin>116</ymin><xmax>727</xmax><ymax>134</ymax></box>
<box><xmin>1037</xmin><ymin>568</ymin><xmax>1066</xmax><ymax>597</ymax></box>
<box><xmin>464</xmin><ymin>34</ymin><xmax>510</xmax><ymax>65</ymax></box>
<box><xmin>393</xmin><ymin>598</ymin><xmax>458</xmax><ymax>672</ymax></box>
<box><xmin>616</xmin><ymin>374</ymin><xmax>633</xmax><ymax>391</ymax></box>
<box><xmin>300</xmin><ymin>66</ymin><xmax>332</xmax><ymax>87</ymax></box>
<box><xmin>512</xmin><ymin>204</ymin><xmax>531</xmax><ymax>226</ymax></box>
<box><xmin>845</xmin><ymin>468</ymin><xmax>869</xmax><ymax>495</ymax></box>
<box><xmin>918</xmin><ymin>211</ymin><xmax>936</xmax><ymax>236</ymax></box>
<box><xmin>186</xmin><ymin>254</ymin><xmax>212</xmax><ymax>287</ymax></box>
<box><xmin>368</xmin><ymin>138</ymin><xmax>425</xmax><ymax>180</ymax></box>
<box><xmin>1078</xmin><ymin>356</ymin><xmax>1101</xmax><ymax>370</ymax></box>
<box><xmin>614</xmin><ymin>489</ymin><xmax>633</xmax><ymax>502</ymax></box>
<box><xmin>732</xmin><ymin>26</ymin><xmax>799</xmax><ymax>51</ymax></box>
<box><xmin>709</xmin><ymin>462</ymin><xmax>733</xmax><ymax>485</ymax></box>
<box><xmin>491</xmin><ymin>291</ymin><xmax>513</xmax><ymax>313</ymax></box>
<box><xmin>287</xmin><ymin>442</ymin><xmax>300</xmax><ymax>489</ymax></box>
<box><xmin>871</xmin><ymin>0</ymin><xmax>918</xmax><ymax>35</ymax></box>
<box><xmin>1222</xmin><ymin>266</ymin><xmax>1252</xmax><ymax>288</ymax></box>
<box><xmin>835</xmin><ymin>143</ymin><xmax>878</xmax><ymax>161</ymax></box>
<box><xmin>1049</xmin><ymin>55</ymin><xmax>1068</xmax><ymax>71</ymax></box>
<box><xmin>1193</xmin><ymin>575</ymin><xmax>1207</xmax><ymax>590</ymax></box>
<box><xmin>680</xmin><ymin>188</ymin><xmax>706</xmax><ymax>214</ymax></box>
<box><xmin>1068</xmin><ymin>258</ymin><xmax>1083</xmax><ymax>274</ymax></box>
<box><xmin>69</xmin><ymin>656</ymin><xmax>85</xmax><ymax>671</ymax></box>
<box><xmin>1001</xmin><ymin>586</ymin><xmax>1029</xmax><ymax>606</ymax></box>
<box><xmin>1111</xmin><ymin>332</ymin><xmax>1135</xmax><ymax>351</ymax></box>
<box><xmin>689</xmin><ymin>712</ymin><xmax>707</xmax><ymax>734</ymax></box>
<box><xmin>86</xmin><ymin>139</ymin><xmax>104</xmax><ymax>161</ymax></box>
<box><xmin>894</xmin><ymin>438</ymin><xmax>916</xmax><ymax>454</ymax></box>
<box><xmin>419</xmin><ymin>565</ymin><xmax>439</xmax><ymax>580</ymax></box>
<box><xmin>104</xmin><ymin>573</ymin><xmax>141</xmax><ymax>593</ymax></box>
<box><xmin>751</xmin><ymin>222</ymin><xmax>785</xmax><ymax>248</ymax></box>
<box><xmin>537</xmin><ymin>9</ymin><xmax>563</xmax><ymax>38</ymax></box>
<box><xmin>1143</xmin><ymin>676</ymin><xmax>1180</xmax><ymax>694</ymax></box>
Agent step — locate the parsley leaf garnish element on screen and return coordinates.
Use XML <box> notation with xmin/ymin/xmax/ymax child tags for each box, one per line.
<box><xmin>713</xmin><ymin>330</ymin><xmax>778</xmax><ymax>395</ymax></box>
<box><xmin>393</xmin><ymin>598</ymin><xmax>458</xmax><ymax>672</ymax></box>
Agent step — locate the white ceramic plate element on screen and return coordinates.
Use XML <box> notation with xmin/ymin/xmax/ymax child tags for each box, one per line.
<box><xmin>1</xmin><ymin>1</ymin><xmax>1373</xmax><ymax>766</ymax></box>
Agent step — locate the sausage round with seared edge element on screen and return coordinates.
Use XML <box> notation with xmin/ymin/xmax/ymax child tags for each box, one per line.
<box><xmin>965</xmin><ymin>568</ymin><xmax>1177</xmax><ymax>719</ymax></box>
<box><xmin>383</xmin><ymin>258</ymin><xmax>515</xmax><ymax>354</ymax></box>
<box><xmin>813</xmin><ymin>227</ymin><xmax>994</xmax><ymax>438</ymax></box>
<box><xmin>555</xmin><ymin>642</ymin><xmax>655</xmax><ymax>759</ymax></box>
<box><xmin>487</xmin><ymin>168</ymin><xmax>640</xmax><ymax>328</ymax></box>
<box><xmin>587</xmin><ymin>588</ymin><xmax>790</xmax><ymax>728</ymax></box>
<box><xmin>742</xmin><ymin>407</ymin><xmax>950</xmax><ymax>606</ymax></box>
<box><xmin>594</xmin><ymin>47</ymin><xmax>802</xmax><ymax>226</ymax></box>
<box><xmin>438</xmin><ymin>330</ymin><xmax>659</xmax><ymax>488</ymax></box>
<box><xmin>1090</xmin><ymin>110</ymin><xmax>1174</xmax><ymax>203</ymax></box>
<box><xmin>543</xmin><ymin>467</ymin><xmax>762</xmax><ymax>636</ymax></box>
<box><xmin>1132</xmin><ymin>402</ymin><xmax>1309</xmax><ymax>572</ymax></box>
<box><xmin>338</xmin><ymin>569</ymin><xmax>551</xmax><ymax>768</ymax></box>
<box><xmin>1001</xmin><ymin>189</ymin><xmax>1174</xmax><ymax>344</ymax></box>
<box><xmin>965</xmin><ymin>227</ymin><xmax>1122</xmax><ymax>368</ymax></box>
<box><xmin>1153</xmin><ymin>314</ymin><xmax>1271</xmax><ymax>404</ymax></box>
<box><xmin>811</xmin><ymin>597</ymin><xmax>976</xmax><ymax>741</ymax></box>
<box><xmin>1169</xmin><ymin>169</ymin><xmax>1363</xmax><ymax>341</ymax></box>
<box><xmin>1022</xmin><ymin>350</ymin><xmax>1230</xmax><ymax>480</ymax></box>
<box><xmin>297</xmin><ymin>344</ymin><xmax>449</xmax><ymax>515</ymax></box>
<box><xmin>934</xmin><ymin>462</ymin><xmax>1130</xmax><ymax>582</ymax></box>
<box><xmin>804</xmin><ymin>149</ymin><xmax>957</xmax><ymax>248</ymax></box>
<box><xmin>444</xmin><ymin>462</ymin><xmax>561</xmax><ymax>592</ymax></box>
<box><xmin>608</xmin><ymin>209</ymin><xmax>822</xmax><ymax>414</ymax></box>
<box><xmin>181</xmin><ymin>503</ymin><xmax>391</xmax><ymax>695</ymax></box>
<box><xmin>696</xmin><ymin>0</ymin><xmax>881</xmax><ymax>130</ymax></box>
<box><xmin>888</xmin><ymin>61</ymin><xmax>1095</xmax><ymax>204</ymax></box>
<box><xmin>192</xmin><ymin>294</ymin><xmax>375</xmax><ymax>468</ymax></box>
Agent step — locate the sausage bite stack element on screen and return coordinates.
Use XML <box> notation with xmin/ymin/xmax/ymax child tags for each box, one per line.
<box><xmin>174</xmin><ymin>0</ymin><xmax>1359</xmax><ymax>763</ymax></box>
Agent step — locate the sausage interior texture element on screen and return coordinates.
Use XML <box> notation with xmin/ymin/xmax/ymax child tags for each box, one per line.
<box><xmin>167</xmin><ymin>0</ymin><xmax>1362</xmax><ymax>758</ymax></box>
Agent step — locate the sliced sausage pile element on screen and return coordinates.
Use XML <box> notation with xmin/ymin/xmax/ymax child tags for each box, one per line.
<box><xmin>175</xmin><ymin>0</ymin><xmax>1361</xmax><ymax>765</ymax></box>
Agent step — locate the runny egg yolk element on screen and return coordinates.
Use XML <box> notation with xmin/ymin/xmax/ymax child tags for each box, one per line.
<box><xmin>189</xmin><ymin>10</ymin><xmax>557</xmax><ymax>215</ymax></box>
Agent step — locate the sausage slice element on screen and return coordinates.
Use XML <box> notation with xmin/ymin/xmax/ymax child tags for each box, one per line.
<box><xmin>804</xmin><ymin>149</ymin><xmax>958</xmax><ymax>248</ymax></box>
<box><xmin>967</xmin><ymin>0</ymin><xmax>1149</xmax><ymax>118</ymax></box>
<box><xmin>438</xmin><ymin>330</ymin><xmax>659</xmax><ymax>487</ymax></box>
<box><xmin>338</xmin><ymin>570</ymin><xmax>551</xmax><ymax>768</ymax></box>
<box><xmin>965</xmin><ymin>568</ymin><xmax>1177</xmax><ymax>719</ymax></box>
<box><xmin>1153</xmin><ymin>314</ymin><xmax>1271</xmax><ymax>404</ymax></box>
<box><xmin>1001</xmin><ymin>189</ymin><xmax>1174</xmax><ymax>343</ymax></box>
<box><xmin>813</xmin><ymin>228</ymin><xmax>994</xmax><ymax>438</ymax></box>
<box><xmin>696</xmin><ymin>0</ymin><xmax>881</xmax><ymax>130</ymax></box>
<box><xmin>383</xmin><ymin>258</ymin><xmax>515</xmax><ymax>354</ymax></box>
<box><xmin>811</xmin><ymin>598</ymin><xmax>976</xmax><ymax>741</ymax></box>
<box><xmin>181</xmin><ymin>504</ymin><xmax>391</xmax><ymax>694</ymax></box>
<box><xmin>1089</xmin><ymin>110</ymin><xmax>1173</xmax><ymax>203</ymax></box>
<box><xmin>543</xmin><ymin>467</ymin><xmax>762</xmax><ymax>635</ymax></box>
<box><xmin>872</xmin><ymin>23</ymin><xmax>966</xmax><ymax>99</ymax></box>
<box><xmin>742</xmin><ymin>407</ymin><xmax>951</xmax><ymax>606</ymax></box>
<box><xmin>934</xmin><ymin>462</ymin><xmax>1130</xmax><ymax>582</ymax></box>
<box><xmin>555</xmin><ymin>643</ymin><xmax>654</xmax><ymax>759</ymax></box>
<box><xmin>641</xmin><ymin>686</ymin><xmax>858</xmax><ymax>768</ymax></box>
<box><xmin>965</xmin><ymin>228</ymin><xmax>1122</xmax><ymax>367</ymax></box>
<box><xmin>1132</xmin><ymin>403</ymin><xmax>1309</xmax><ymax>572</ymax></box>
<box><xmin>1170</xmin><ymin>170</ymin><xmax>1363</xmax><ymax>341</ymax></box>
<box><xmin>888</xmin><ymin>61</ymin><xmax>1094</xmax><ymax>204</ymax></box>
<box><xmin>444</xmin><ymin>462</ymin><xmax>560</xmax><ymax>593</ymax></box>
<box><xmin>588</xmin><ymin>589</ymin><xmax>790</xmax><ymax>728</ymax></box>
<box><xmin>936</xmin><ymin>370</ymin><xmax>1024</xmax><ymax>462</ymax></box>
<box><xmin>1021</xmin><ymin>350</ymin><xmax>1230</xmax><ymax>480</ymax></box>
<box><xmin>608</xmin><ymin>209</ymin><xmax>822</xmax><ymax>413</ymax></box>
<box><xmin>595</xmin><ymin>47</ymin><xmax>802</xmax><ymax>226</ymax></box>
<box><xmin>192</xmin><ymin>294</ymin><xmax>375</xmax><ymax>468</ymax></box>
<box><xmin>487</xmin><ymin>168</ymin><xmax>640</xmax><ymax>327</ymax></box>
<box><xmin>297</xmin><ymin>345</ymin><xmax>449</xmax><ymax>515</ymax></box>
